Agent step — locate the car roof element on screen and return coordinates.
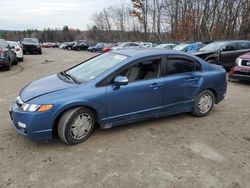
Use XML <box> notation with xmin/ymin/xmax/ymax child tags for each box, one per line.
<box><xmin>212</xmin><ymin>40</ymin><xmax>250</xmax><ymax>43</ymax></box>
<box><xmin>111</xmin><ymin>48</ymin><xmax>187</xmax><ymax>57</ymax></box>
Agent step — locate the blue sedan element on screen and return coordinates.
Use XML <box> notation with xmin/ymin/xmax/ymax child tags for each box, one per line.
<box><xmin>9</xmin><ymin>49</ymin><xmax>227</xmax><ymax>145</ymax></box>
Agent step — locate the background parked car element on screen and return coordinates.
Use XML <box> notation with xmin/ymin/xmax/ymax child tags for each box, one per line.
<box><xmin>0</xmin><ymin>38</ymin><xmax>18</xmax><ymax>70</ymax></box>
<box><xmin>111</xmin><ymin>42</ymin><xmax>140</xmax><ymax>50</ymax></box>
<box><xmin>191</xmin><ymin>40</ymin><xmax>250</xmax><ymax>69</ymax></box>
<box><xmin>22</xmin><ymin>38</ymin><xmax>42</xmax><ymax>54</ymax></box>
<box><xmin>229</xmin><ymin>52</ymin><xmax>250</xmax><ymax>82</ymax></box>
<box><xmin>72</xmin><ymin>42</ymin><xmax>89</xmax><ymax>51</ymax></box>
<box><xmin>102</xmin><ymin>43</ymin><xmax>117</xmax><ymax>53</ymax></box>
<box><xmin>140</xmin><ymin>42</ymin><xmax>154</xmax><ymax>48</ymax></box>
<box><xmin>7</xmin><ymin>41</ymin><xmax>24</xmax><ymax>62</ymax></box>
<box><xmin>59</xmin><ymin>43</ymin><xmax>67</xmax><ymax>49</ymax></box>
<box><xmin>173</xmin><ymin>42</ymin><xmax>204</xmax><ymax>52</ymax></box>
<box><xmin>155</xmin><ymin>43</ymin><xmax>176</xmax><ymax>50</ymax></box>
<box><xmin>87</xmin><ymin>43</ymin><xmax>106</xmax><ymax>52</ymax></box>
<box><xmin>63</xmin><ymin>42</ymin><xmax>75</xmax><ymax>50</ymax></box>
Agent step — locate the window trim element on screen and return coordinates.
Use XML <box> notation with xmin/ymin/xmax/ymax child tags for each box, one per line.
<box><xmin>164</xmin><ymin>55</ymin><xmax>202</xmax><ymax>76</ymax></box>
<box><xmin>96</xmin><ymin>55</ymin><xmax>165</xmax><ymax>87</ymax></box>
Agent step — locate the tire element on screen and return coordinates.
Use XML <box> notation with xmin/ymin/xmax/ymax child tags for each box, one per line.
<box><xmin>18</xmin><ymin>57</ymin><xmax>23</xmax><ymax>62</ymax></box>
<box><xmin>191</xmin><ymin>90</ymin><xmax>215</xmax><ymax>117</ymax></box>
<box><xmin>12</xmin><ymin>57</ymin><xmax>18</xmax><ymax>65</ymax></box>
<box><xmin>5</xmin><ymin>59</ymin><xmax>11</xmax><ymax>71</ymax></box>
<box><xmin>38</xmin><ymin>50</ymin><xmax>42</xmax><ymax>55</ymax></box>
<box><xmin>57</xmin><ymin>107</ymin><xmax>95</xmax><ymax>145</ymax></box>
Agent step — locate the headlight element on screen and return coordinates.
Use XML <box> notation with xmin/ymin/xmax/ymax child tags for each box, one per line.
<box><xmin>20</xmin><ymin>103</ymin><xmax>53</xmax><ymax>112</ymax></box>
<box><xmin>235</xmin><ymin>58</ymin><xmax>242</xmax><ymax>66</ymax></box>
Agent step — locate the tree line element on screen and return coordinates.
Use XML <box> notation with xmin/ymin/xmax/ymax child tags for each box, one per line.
<box><xmin>1</xmin><ymin>0</ymin><xmax>249</xmax><ymax>43</ymax></box>
<box><xmin>90</xmin><ymin>0</ymin><xmax>250</xmax><ymax>42</ymax></box>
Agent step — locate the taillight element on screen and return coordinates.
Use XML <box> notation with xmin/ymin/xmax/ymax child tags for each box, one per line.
<box><xmin>16</xmin><ymin>48</ymin><xmax>20</xmax><ymax>52</ymax></box>
<box><xmin>0</xmin><ymin>50</ymin><xmax>5</xmax><ymax>57</ymax></box>
<box><xmin>229</xmin><ymin>67</ymin><xmax>235</xmax><ymax>74</ymax></box>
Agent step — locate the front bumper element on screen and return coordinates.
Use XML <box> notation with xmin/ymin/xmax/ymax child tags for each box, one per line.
<box><xmin>0</xmin><ymin>59</ymin><xmax>7</xmax><ymax>67</ymax></box>
<box><xmin>9</xmin><ymin>102</ymin><xmax>53</xmax><ymax>141</ymax></box>
<box><xmin>23</xmin><ymin>46</ymin><xmax>41</xmax><ymax>53</ymax></box>
<box><xmin>229</xmin><ymin>74</ymin><xmax>250</xmax><ymax>82</ymax></box>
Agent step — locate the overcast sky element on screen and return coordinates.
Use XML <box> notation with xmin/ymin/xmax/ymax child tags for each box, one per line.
<box><xmin>1</xmin><ymin>0</ymin><xmax>130</xmax><ymax>31</ymax></box>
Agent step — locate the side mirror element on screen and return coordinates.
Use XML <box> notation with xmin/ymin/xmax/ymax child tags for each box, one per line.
<box><xmin>113</xmin><ymin>76</ymin><xmax>128</xmax><ymax>86</ymax></box>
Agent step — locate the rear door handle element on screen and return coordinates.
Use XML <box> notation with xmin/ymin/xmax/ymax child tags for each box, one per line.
<box><xmin>188</xmin><ymin>77</ymin><xmax>200</xmax><ymax>82</ymax></box>
<box><xmin>150</xmin><ymin>83</ymin><xmax>163</xmax><ymax>89</ymax></box>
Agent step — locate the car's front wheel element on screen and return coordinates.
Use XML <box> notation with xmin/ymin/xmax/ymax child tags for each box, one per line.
<box><xmin>207</xmin><ymin>59</ymin><xmax>216</xmax><ymax>64</ymax></box>
<box><xmin>58</xmin><ymin>107</ymin><xmax>95</xmax><ymax>145</ymax></box>
<box><xmin>192</xmin><ymin>90</ymin><xmax>215</xmax><ymax>117</ymax></box>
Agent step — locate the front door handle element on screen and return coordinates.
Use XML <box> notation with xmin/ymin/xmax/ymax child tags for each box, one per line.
<box><xmin>150</xmin><ymin>83</ymin><xmax>163</xmax><ymax>90</ymax></box>
<box><xmin>188</xmin><ymin>78</ymin><xmax>199</xmax><ymax>81</ymax></box>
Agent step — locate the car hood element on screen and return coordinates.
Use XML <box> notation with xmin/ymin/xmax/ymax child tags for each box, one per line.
<box><xmin>190</xmin><ymin>50</ymin><xmax>214</xmax><ymax>56</ymax></box>
<box><xmin>20</xmin><ymin>74</ymin><xmax>75</xmax><ymax>102</ymax></box>
<box><xmin>239</xmin><ymin>52</ymin><xmax>250</xmax><ymax>59</ymax></box>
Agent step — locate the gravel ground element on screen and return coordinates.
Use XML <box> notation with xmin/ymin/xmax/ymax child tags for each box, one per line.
<box><xmin>0</xmin><ymin>48</ymin><xmax>250</xmax><ymax>188</ymax></box>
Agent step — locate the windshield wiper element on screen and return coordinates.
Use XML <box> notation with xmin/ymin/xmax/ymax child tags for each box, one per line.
<box><xmin>59</xmin><ymin>71</ymin><xmax>80</xmax><ymax>84</ymax></box>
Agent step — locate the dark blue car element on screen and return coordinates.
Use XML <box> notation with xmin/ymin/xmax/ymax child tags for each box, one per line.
<box><xmin>9</xmin><ymin>49</ymin><xmax>227</xmax><ymax>145</ymax></box>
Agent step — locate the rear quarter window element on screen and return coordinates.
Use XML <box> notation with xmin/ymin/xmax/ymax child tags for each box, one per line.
<box><xmin>237</xmin><ymin>42</ymin><xmax>250</xmax><ymax>50</ymax></box>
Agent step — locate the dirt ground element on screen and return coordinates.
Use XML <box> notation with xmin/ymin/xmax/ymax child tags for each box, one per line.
<box><xmin>0</xmin><ymin>48</ymin><xmax>250</xmax><ymax>188</ymax></box>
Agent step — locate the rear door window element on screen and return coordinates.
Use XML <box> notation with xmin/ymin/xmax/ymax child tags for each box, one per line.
<box><xmin>165</xmin><ymin>57</ymin><xmax>201</xmax><ymax>75</ymax></box>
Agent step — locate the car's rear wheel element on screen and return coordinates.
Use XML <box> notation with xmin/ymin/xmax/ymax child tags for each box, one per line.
<box><xmin>192</xmin><ymin>90</ymin><xmax>215</xmax><ymax>117</ymax></box>
<box><xmin>58</xmin><ymin>107</ymin><xmax>95</xmax><ymax>145</ymax></box>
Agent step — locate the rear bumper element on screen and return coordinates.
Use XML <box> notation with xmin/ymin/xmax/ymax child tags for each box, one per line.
<box><xmin>16</xmin><ymin>51</ymin><xmax>23</xmax><ymax>59</ymax></box>
<box><xmin>229</xmin><ymin>74</ymin><xmax>250</xmax><ymax>81</ymax></box>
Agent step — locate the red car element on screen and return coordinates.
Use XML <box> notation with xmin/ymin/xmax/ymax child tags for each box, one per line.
<box><xmin>102</xmin><ymin>46</ymin><xmax>111</xmax><ymax>53</ymax></box>
<box><xmin>229</xmin><ymin>52</ymin><xmax>250</xmax><ymax>82</ymax></box>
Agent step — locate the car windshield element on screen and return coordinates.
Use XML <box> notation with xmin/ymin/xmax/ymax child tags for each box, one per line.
<box><xmin>23</xmin><ymin>38</ymin><xmax>39</xmax><ymax>44</ymax></box>
<box><xmin>66</xmin><ymin>52</ymin><xmax>128</xmax><ymax>83</ymax></box>
<box><xmin>7</xmin><ymin>41</ymin><xmax>18</xmax><ymax>47</ymax></box>
<box><xmin>199</xmin><ymin>41</ymin><xmax>228</xmax><ymax>51</ymax></box>
<box><xmin>173</xmin><ymin>43</ymin><xmax>189</xmax><ymax>51</ymax></box>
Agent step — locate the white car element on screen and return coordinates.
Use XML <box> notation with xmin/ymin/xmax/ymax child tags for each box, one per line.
<box><xmin>111</xmin><ymin>42</ymin><xmax>140</xmax><ymax>50</ymax></box>
<box><xmin>155</xmin><ymin>43</ymin><xmax>176</xmax><ymax>50</ymax></box>
<box><xmin>7</xmin><ymin>41</ymin><xmax>24</xmax><ymax>61</ymax></box>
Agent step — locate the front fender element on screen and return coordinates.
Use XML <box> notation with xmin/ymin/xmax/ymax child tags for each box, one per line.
<box><xmin>204</xmin><ymin>53</ymin><xmax>218</xmax><ymax>62</ymax></box>
<box><xmin>50</xmin><ymin>100</ymin><xmax>104</xmax><ymax>127</ymax></box>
